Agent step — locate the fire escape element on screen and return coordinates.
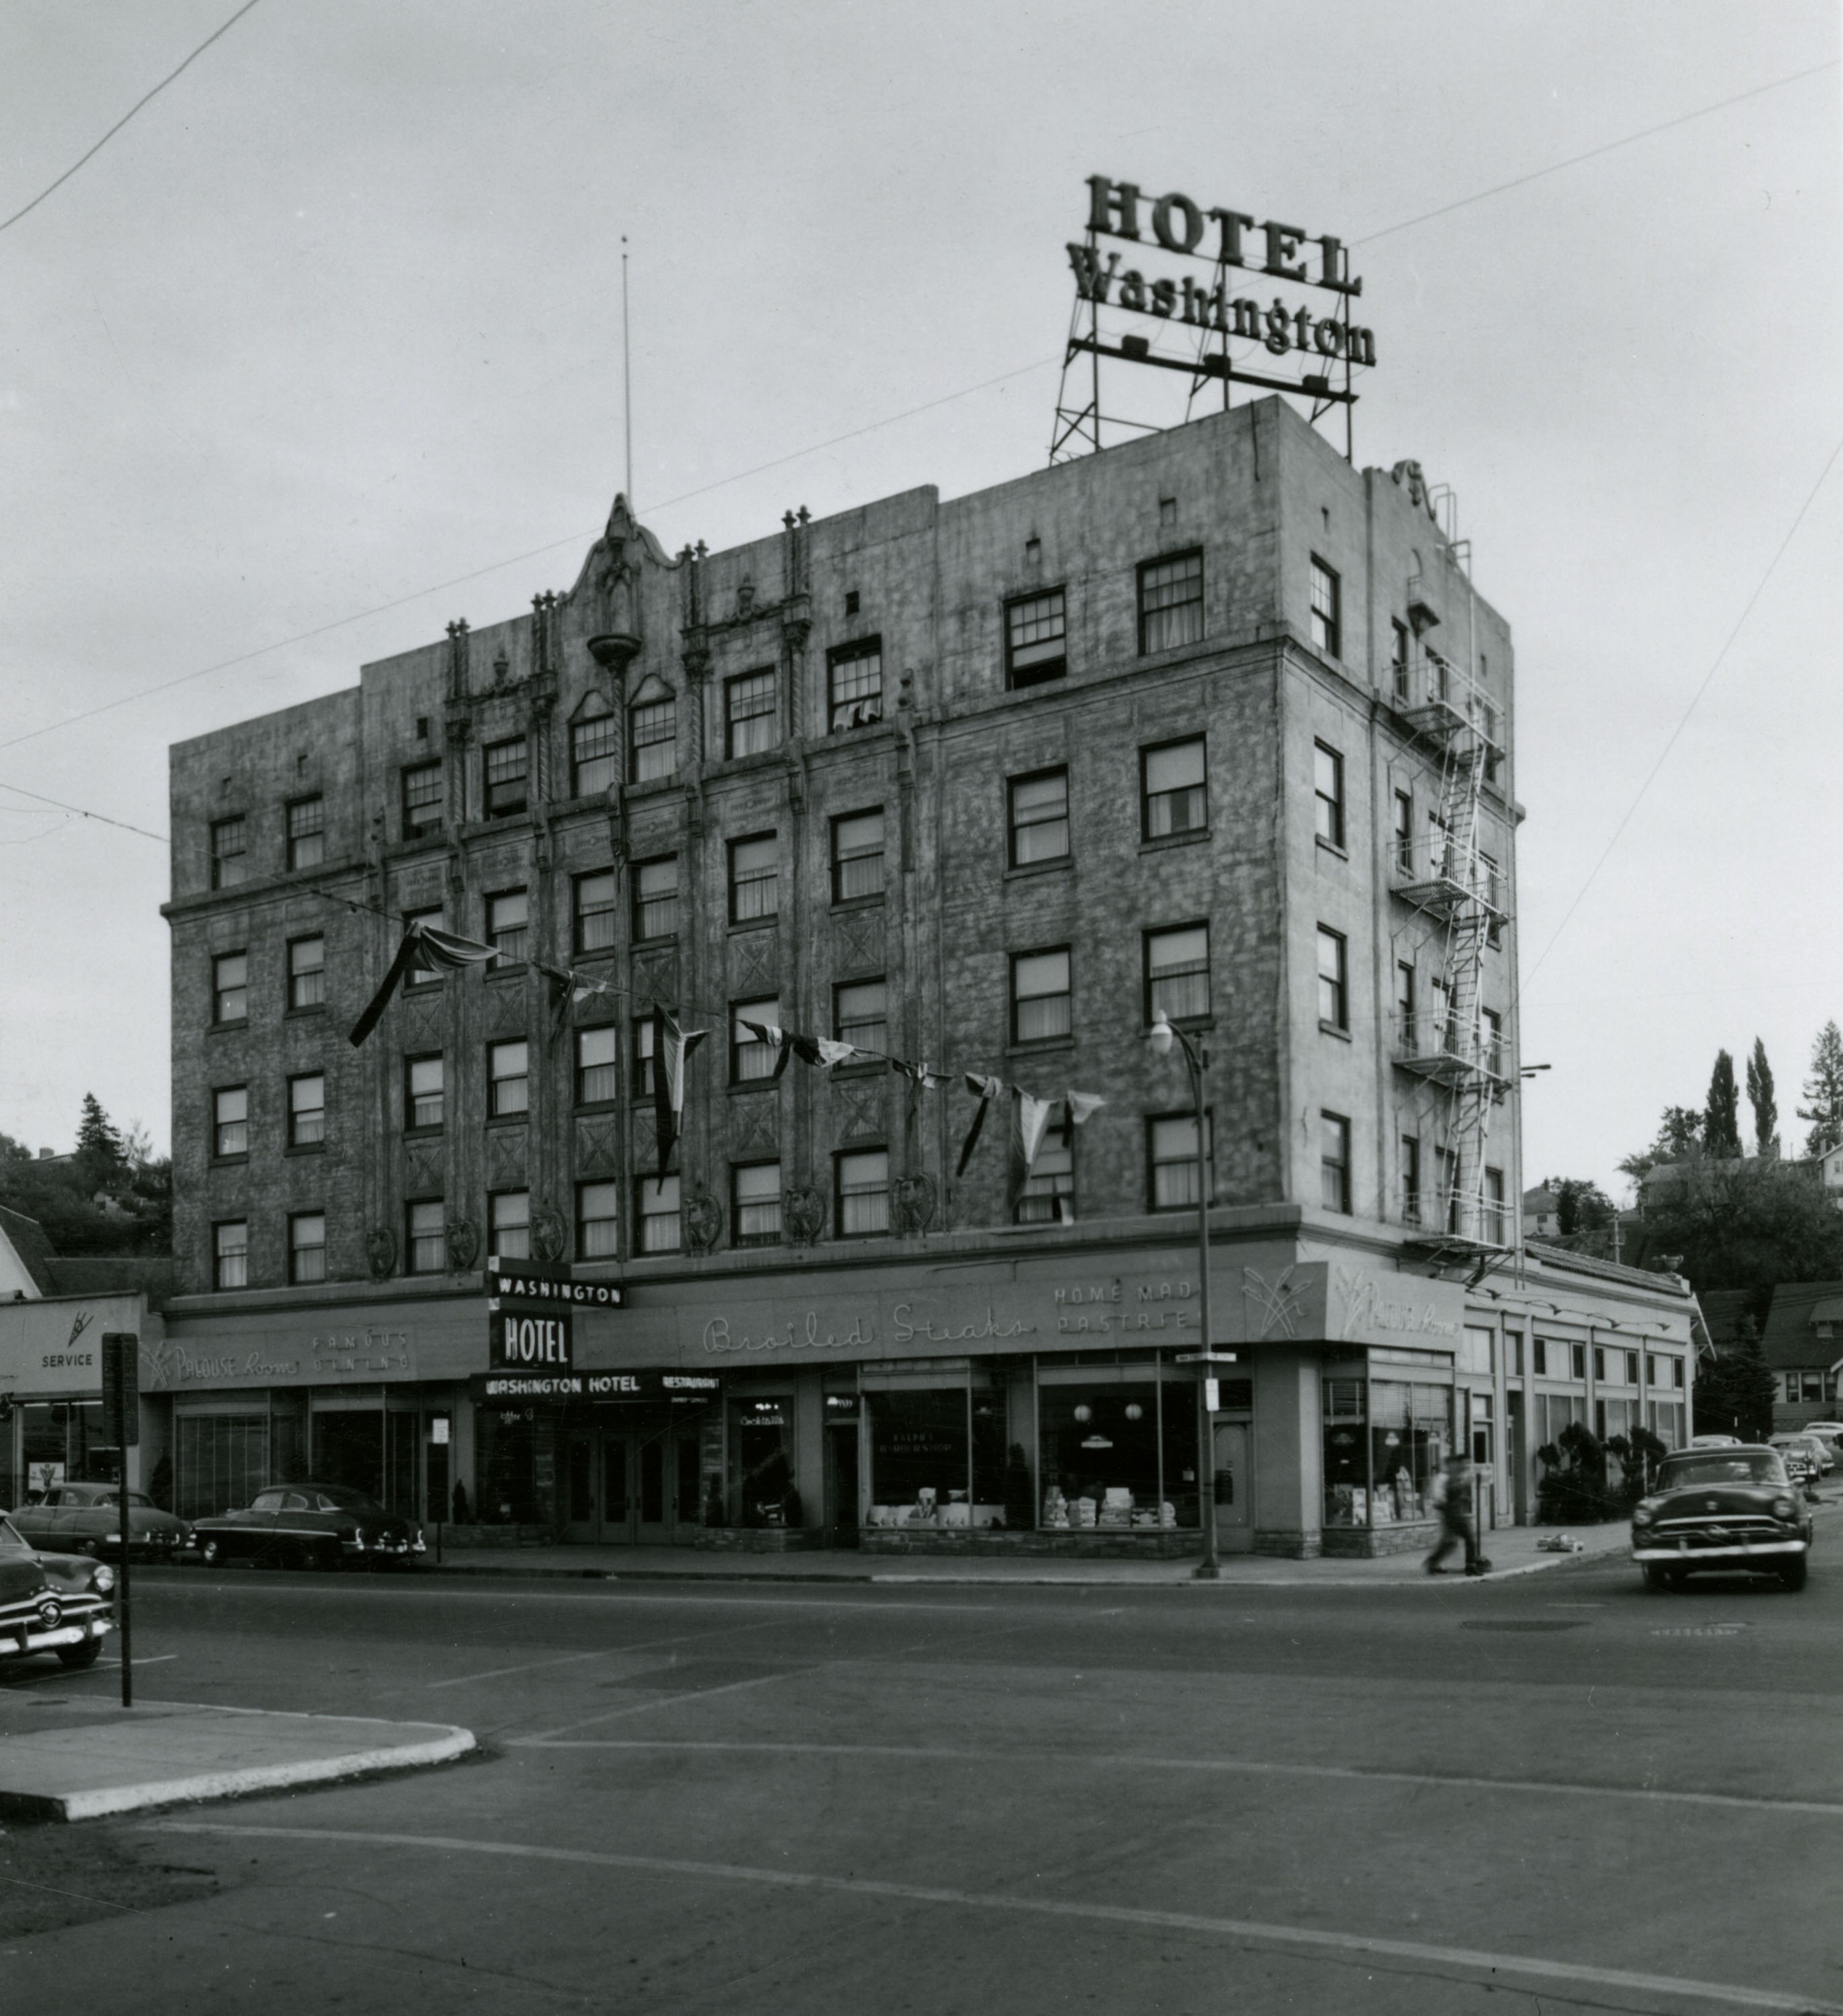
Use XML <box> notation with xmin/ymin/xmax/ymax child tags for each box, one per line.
<box><xmin>1390</xmin><ymin>564</ymin><xmax>1511</xmax><ymax>1264</ymax></box>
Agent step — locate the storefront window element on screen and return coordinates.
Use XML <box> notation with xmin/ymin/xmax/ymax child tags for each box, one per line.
<box><xmin>729</xmin><ymin>1398</ymin><xmax>795</xmax><ymax>1526</ymax></box>
<box><xmin>174</xmin><ymin>1409</ymin><xmax>269</xmax><ymax>1519</ymax></box>
<box><xmin>478</xmin><ymin>1406</ymin><xmax>539</xmax><ymax>1523</ymax></box>
<box><xmin>313</xmin><ymin>1407</ymin><xmax>386</xmax><ymax>1502</ymax></box>
<box><xmin>1324</xmin><ymin>1375</ymin><xmax>1450</xmax><ymax>1528</ymax></box>
<box><xmin>868</xmin><ymin>1389</ymin><xmax>966</xmax><ymax>1527</ymax></box>
<box><xmin>1040</xmin><ymin>1381</ymin><xmax>1179</xmax><ymax>1532</ymax></box>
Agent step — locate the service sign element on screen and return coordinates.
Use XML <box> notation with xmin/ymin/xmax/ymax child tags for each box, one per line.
<box><xmin>491</xmin><ymin>1308</ymin><xmax>574</xmax><ymax>1372</ymax></box>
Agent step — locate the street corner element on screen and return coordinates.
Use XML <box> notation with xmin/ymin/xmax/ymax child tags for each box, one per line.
<box><xmin>0</xmin><ymin>1701</ymin><xmax>475</xmax><ymax>1823</ymax></box>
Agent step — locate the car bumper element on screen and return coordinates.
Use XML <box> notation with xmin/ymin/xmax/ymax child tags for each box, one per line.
<box><xmin>1632</xmin><ymin>1537</ymin><xmax>1807</xmax><ymax>1562</ymax></box>
<box><xmin>344</xmin><ymin>1535</ymin><xmax>427</xmax><ymax>1557</ymax></box>
<box><xmin>0</xmin><ymin>1612</ymin><xmax>112</xmax><ymax>1658</ymax></box>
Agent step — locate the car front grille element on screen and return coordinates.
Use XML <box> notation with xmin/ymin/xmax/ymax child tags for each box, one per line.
<box><xmin>1655</xmin><ymin>1515</ymin><xmax>1782</xmax><ymax>1547</ymax></box>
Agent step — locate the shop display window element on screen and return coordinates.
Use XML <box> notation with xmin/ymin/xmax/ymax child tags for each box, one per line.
<box><xmin>1322</xmin><ymin>1374</ymin><xmax>1450</xmax><ymax>1528</ymax></box>
<box><xmin>861</xmin><ymin>1376</ymin><xmax>1009</xmax><ymax>1530</ymax></box>
<box><xmin>729</xmin><ymin>1397</ymin><xmax>796</xmax><ymax>1527</ymax></box>
<box><xmin>1038</xmin><ymin>1377</ymin><xmax>1198</xmax><ymax>1533</ymax></box>
<box><xmin>478</xmin><ymin>1406</ymin><xmax>539</xmax><ymax>1524</ymax></box>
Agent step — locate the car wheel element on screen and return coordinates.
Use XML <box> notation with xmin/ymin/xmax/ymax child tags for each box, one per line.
<box><xmin>80</xmin><ymin>1538</ymin><xmax>102</xmax><ymax>1559</ymax></box>
<box><xmin>1779</xmin><ymin>1557</ymin><xmax>1808</xmax><ymax>1592</ymax></box>
<box><xmin>200</xmin><ymin>1537</ymin><xmax>224</xmax><ymax>1568</ymax></box>
<box><xmin>1641</xmin><ymin>1563</ymin><xmax>1672</xmax><ymax>1592</ymax></box>
<box><xmin>57</xmin><ymin>1638</ymin><xmax>102</xmax><ymax>1670</ymax></box>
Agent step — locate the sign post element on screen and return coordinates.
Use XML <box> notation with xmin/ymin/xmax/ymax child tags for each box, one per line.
<box><xmin>100</xmin><ymin>1332</ymin><xmax>138</xmax><ymax>1708</ymax></box>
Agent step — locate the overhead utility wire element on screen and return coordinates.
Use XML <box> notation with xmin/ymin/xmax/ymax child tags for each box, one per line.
<box><xmin>0</xmin><ymin>778</ymin><xmax>168</xmax><ymax>844</ymax></box>
<box><xmin>1520</xmin><ymin>432</ymin><xmax>1842</xmax><ymax>992</ymax></box>
<box><xmin>0</xmin><ymin>0</ymin><xmax>263</xmax><ymax>239</ymax></box>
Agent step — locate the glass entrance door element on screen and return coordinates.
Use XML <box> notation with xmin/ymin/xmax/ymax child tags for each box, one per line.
<box><xmin>1212</xmin><ymin>1420</ymin><xmax>1253</xmax><ymax>1551</ymax></box>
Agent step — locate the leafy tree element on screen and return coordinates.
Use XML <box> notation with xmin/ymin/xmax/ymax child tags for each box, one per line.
<box><xmin>1746</xmin><ymin>1038</ymin><xmax>1778</xmax><ymax>1157</ymax></box>
<box><xmin>1640</xmin><ymin>1157</ymin><xmax>1843</xmax><ymax>1296</ymax></box>
<box><xmin>1618</xmin><ymin>1106</ymin><xmax>1706</xmax><ymax>1181</ymax></box>
<box><xmin>1538</xmin><ymin>1177</ymin><xmax>1615</xmax><ymax>1236</ymax></box>
<box><xmin>1799</xmin><ymin>1021</ymin><xmax>1843</xmax><ymax>1157</ymax></box>
<box><xmin>1703</xmin><ymin>1051</ymin><xmax>1741</xmax><ymax>1159</ymax></box>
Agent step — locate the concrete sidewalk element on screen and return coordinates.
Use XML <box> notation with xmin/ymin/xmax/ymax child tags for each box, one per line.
<box><xmin>419</xmin><ymin>1515</ymin><xmax>1644</xmax><ymax>1587</ymax></box>
<box><xmin>0</xmin><ymin>1699</ymin><xmax>474</xmax><ymax>1822</ymax></box>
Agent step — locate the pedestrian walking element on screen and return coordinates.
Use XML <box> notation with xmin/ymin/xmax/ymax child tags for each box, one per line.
<box><xmin>1426</xmin><ymin>1452</ymin><xmax>1491</xmax><ymax>1576</ymax></box>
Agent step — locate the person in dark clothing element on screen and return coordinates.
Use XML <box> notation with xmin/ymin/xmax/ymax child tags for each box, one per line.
<box><xmin>1426</xmin><ymin>1452</ymin><xmax>1490</xmax><ymax>1575</ymax></box>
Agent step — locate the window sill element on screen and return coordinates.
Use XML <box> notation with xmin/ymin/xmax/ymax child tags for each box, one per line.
<box><xmin>1004</xmin><ymin>858</ymin><xmax>1071</xmax><ymax>882</ymax></box>
<box><xmin>404</xmin><ymin>1125</ymin><xmax>444</xmax><ymax>1141</ymax></box>
<box><xmin>1008</xmin><ymin>1036</ymin><xmax>1075</xmax><ymax>1057</ymax></box>
<box><xmin>1318</xmin><ymin>1020</ymin><xmax>1352</xmax><ymax>1042</ymax></box>
<box><xmin>485</xmin><ymin>964</ymin><xmax>525</xmax><ymax>981</ymax></box>
<box><xmin>829</xmin><ymin>893</ymin><xmax>886</xmax><ymax>914</ymax></box>
<box><xmin>630</xmin><ymin>936</ymin><xmax>678</xmax><ymax>953</ymax></box>
<box><xmin>285</xmin><ymin>1004</ymin><xmax>327</xmax><ymax>1020</ymax></box>
<box><xmin>1006</xmin><ymin>665</ymin><xmax>1068</xmax><ymax>692</ymax></box>
<box><xmin>485</xmin><ymin>1113</ymin><xmax>529</xmax><ymax>1130</ymax></box>
<box><xmin>210</xmin><ymin>1154</ymin><xmax>249</xmax><ymax>1169</ymax></box>
<box><xmin>1315</xmin><ymin>837</ymin><xmax>1348</xmax><ymax>861</ymax></box>
<box><xmin>284</xmin><ymin>1142</ymin><xmax>326</xmax><ymax>1157</ymax></box>
<box><xmin>1139</xmin><ymin>831</ymin><xmax>1210</xmax><ymax>856</ymax></box>
<box><xmin>830</xmin><ymin>1059</ymin><xmax>890</xmax><ymax>1077</ymax></box>
<box><xmin>210</xmin><ymin>1019</ymin><xmax>248</xmax><ymax>1034</ymax></box>
<box><xmin>574</xmin><ymin>1099</ymin><xmax>621</xmax><ymax>1117</ymax></box>
<box><xmin>729</xmin><ymin>1079</ymin><xmax>781</xmax><ymax>1096</ymax></box>
<box><xmin>728</xmin><ymin>915</ymin><xmax>778</xmax><ymax>935</ymax></box>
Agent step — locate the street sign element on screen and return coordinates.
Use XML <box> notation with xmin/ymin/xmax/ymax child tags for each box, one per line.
<box><xmin>99</xmin><ymin>1332</ymin><xmax>140</xmax><ymax>1447</ymax></box>
<box><xmin>1204</xmin><ymin>1378</ymin><xmax>1220</xmax><ymax>1413</ymax></box>
<box><xmin>1173</xmin><ymin>1351</ymin><xmax>1239</xmax><ymax>1364</ymax></box>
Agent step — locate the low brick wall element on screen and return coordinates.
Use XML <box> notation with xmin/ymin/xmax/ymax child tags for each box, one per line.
<box><xmin>859</xmin><ymin>1527</ymin><xmax>1204</xmax><ymax>1560</ymax></box>
<box><xmin>434</xmin><ymin>1523</ymin><xmax>556</xmax><ymax>1549</ymax></box>
<box><xmin>1320</xmin><ymin>1521</ymin><xmax>1437</xmax><ymax>1559</ymax></box>
<box><xmin>692</xmin><ymin>1526</ymin><xmax>827</xmax><ymax>1553</ymax></box>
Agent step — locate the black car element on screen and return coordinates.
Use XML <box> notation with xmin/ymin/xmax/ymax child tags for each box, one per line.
<box><xmin>0</xmin><ymin>1513</ymin><xmax>115</xmax><ymax>1670</ymax></box>
<box><xmin>189</xmin><ymin>1482</ymin><xmax>426</xmax><ymax>1570</ymax></box>
<box><xmin>1631</xmin><ymin>1446</ymin><xmax>1813</xmax><ymax>1591</ymax></box>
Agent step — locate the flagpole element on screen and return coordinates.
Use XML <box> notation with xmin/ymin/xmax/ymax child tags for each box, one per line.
<box><xmin>622</xmin><ymin>237</ymin><xmax>633</xmax><ymax>509</ymax></box>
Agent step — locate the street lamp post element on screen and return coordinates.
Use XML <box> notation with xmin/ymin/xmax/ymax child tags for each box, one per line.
<box><xmin>1149</xmin><ymin>1012</ymin><xmax>1220</xmax><ymax>1580</ymax></box>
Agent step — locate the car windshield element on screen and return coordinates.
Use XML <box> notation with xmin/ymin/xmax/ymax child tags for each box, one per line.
<box><xmin>1659</xmin><ymin>1453</ymin><xmax>1783</xmax><ymax>1489</ymax></box>
<box><xmin>0</xmin><ymin>1516</ymin><xmax>30</xmax><ymax>1551</ymax></box>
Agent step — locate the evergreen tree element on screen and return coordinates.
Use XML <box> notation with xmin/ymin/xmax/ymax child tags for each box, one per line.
<box><xmin>1539</xmin><ymin>1177</ymin><xmax>1614</xmax><ymax>1236</ymax></box>
<box><xmin>1703</xmin><ymin>1051</ymin><xmax>1741</xmax><ymax>1158</ymax></box>
<box><xmin>1746</xmin><ymin>1038</ymin><xmax>1777</xmax><ymax>1157</ymax></box>
<box><xmin>1799</xmin><ymin>1022</ymin><xmax>1843</xmax><ymax>1157</ymax></box>
<box><xmin>74</xmin><ymin>1093</ymin><xmax>125</xmax><ymax>1188</ymax></box>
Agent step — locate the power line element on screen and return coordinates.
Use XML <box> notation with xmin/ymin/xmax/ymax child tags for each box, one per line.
<box><xmin>0</xmin><ymin>0</ymin><xmax>264</xmax><ymax>239</ymax></box>
<box><xmin>0</xmin><ymin>779</ymin><xmax>167</xmax><ymax>844</ymax></box>
<box><xmin>1352</xmin><ymin>57</ymin><xmax>1839</xmax><ymax>247</ymax></box>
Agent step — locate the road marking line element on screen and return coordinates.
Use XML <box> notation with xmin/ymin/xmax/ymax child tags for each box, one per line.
<box><xmin>427</xmin><ymin>1619</ymin><xmax>779</xmax><ymax>1691</ymax></box>
<box><xmin>523</xmin><ymin>1670</ymin><xmax>802</xmax><ymax>1741</ymax></box>
<box><xmin>498</xmin><ymin>1737</ymin><xmax>1843</xmax><ymax>1819</ymax></box>
<box><xmin>133</xmin><ymin>1821</ymin><xmax>1843</xmax><ymax>2015</ymax></box>
<box><xmin>13</xmin><ymin>1653</ymin><xmax>179</xmax><ymax>1690</ymax></box>
<box><xmin>168</xmin><ymin>1583</ymin><xmax>1021</xmax><ymax>1615</ymax></box>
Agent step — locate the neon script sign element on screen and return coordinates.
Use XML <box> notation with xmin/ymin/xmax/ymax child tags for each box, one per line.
<box><xmin>1070</xmin><ymin>176</ymin><xmax>1376</xmax><ymax>371</ymax></box>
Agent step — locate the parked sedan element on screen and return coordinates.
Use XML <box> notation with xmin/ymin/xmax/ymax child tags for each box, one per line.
<box><xmin>1631</xmin><ymin>1446</ymin><xmax>1813</xmax><ymax>1591</ymax></box>
<box><xmin>10</xmin><ymin>1482</ymin><xmax>191</xmax><ymax>1561</ymax></box>
<box><xmin>0</xmin><ymin>1513</ymin><xmax>115</xmax><ymax>1670</ymax></box>
<box><xmin>189</xmin><ymin>1482</ymin><xmax>426</xmax><ymax>1570</ymax></box>
<box><xmin>1770</xmin><ymin>1432</ymin><xmax>1835</xmax><ymax>1479</ymax></box>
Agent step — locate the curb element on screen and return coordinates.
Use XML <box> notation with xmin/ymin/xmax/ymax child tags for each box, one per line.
<box><xmin>0</xmin><ymin>1717</ymin><xmax>476</xmax><ymax>1823</ymax></box>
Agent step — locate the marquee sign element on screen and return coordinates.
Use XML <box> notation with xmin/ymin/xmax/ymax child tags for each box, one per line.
<box><xmin>1060</xmin><ymin>175</ymin><xmax>1375</xmax><ymax>427</ymax></box>
<box><xmin>486</xmin><ymin>1257</ymin><xmax>624</xmax><ymax>1310</ymax></box>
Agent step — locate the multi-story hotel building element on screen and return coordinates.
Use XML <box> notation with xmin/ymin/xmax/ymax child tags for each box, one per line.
<box><xmin>148</xmin><ymin>395</ymin><xmax>1696</xmax><ymax>1555</ymax></box>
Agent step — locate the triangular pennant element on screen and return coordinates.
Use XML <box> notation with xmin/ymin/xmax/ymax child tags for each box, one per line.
<box><xmin>1017</xmin><ymin>1090</ymin><xmax>1056</xmax><ymax>1172</ymax></box>
<box><xmin>1066</xmin><ymin>1090</ymin><xmax>1107</xmax><ymax>1126</ymax></box>
<box><xmin>815</xmin><ymin>1037</ymin><xmax>860</xmax><ymax>1069</ymax></box>
<box><xmin>652</xmin><ymin>1006</ymin><xmax>708</xmax><ymax>1181</ymax></box>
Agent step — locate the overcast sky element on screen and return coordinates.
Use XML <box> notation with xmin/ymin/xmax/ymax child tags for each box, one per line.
<box><xmin>0</xmin><ymin>1</ymin><xmax>1837</xmax><ymax>1203</ymax></box>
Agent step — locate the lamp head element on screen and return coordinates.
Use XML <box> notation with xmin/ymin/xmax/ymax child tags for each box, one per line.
<box><xmin>1148</xmin><ymin>1014</ymin><xmax>1175</xmax><ymax>1059</ymax></box>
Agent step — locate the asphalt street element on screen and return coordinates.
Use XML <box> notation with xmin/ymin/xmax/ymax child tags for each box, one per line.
<box><xmin>2</xmin><ymin>1547</ymin><xmax>1841</xmax><ymax>2016</ymax></box>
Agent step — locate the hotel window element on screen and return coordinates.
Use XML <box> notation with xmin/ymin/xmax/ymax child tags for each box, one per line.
<box><xmin>214</xmin><ymin>1220</ymin><xmax>248</xmax><ymax>1290</ymax></box>
<box><xmin>637</xmin><ymin>1175</ymin><xmax>681</xmax><ymax>1255</ymax></box>
<box><xmin>488</xmin><ymin>889</ymin><xmax>528</xmax><ymax>966</ymax></box>
<box><xmin>1141</xmin><ymin>738</ymin><xmax>1207</xmax><ymax>840</ymax></box>
<box><xmin>405</xmin><ymin>1054</ymin><xmax>443</xmax><ymax>1132</ymax></box>
<box><xmin>575</xmin><ymin>1025</ymin><xmax>618</xmax><ymax>1106</ymax></box>
<box><xmin>483</xmin><ymin>737</ymin><xmax>528</xmax><ymax>818</ymax></box>
<box><xmin>725</xmin><ymin>668</ymin><xmax>778</xmax><ymax>759</ymax></box>
<box><xmin>1321</xmin><ymin>1111</ymin><xmax>1352</xmax><ymax>1213</ymax></box>
<box><xmin>1483</xmin><ymin>849</ymin><xmax>1503</xmax><ymax>944</ymax></box>
<box><xmin>286</xmin><ymin>795</ymin><xmax>325</xmax><ymax>871</ymax></box>
<box><xmin>629</xmin><ymin>695</ymin><xmax>677</xmax><ymax>782</ymax></box>
<box><xmin>1313</xmin><ymin>742</ymin><xmax>1345</xmax><ymax>849</ymax></box>
<box><xmin>1145</xmin><ymin>924</ymin><xmax>1209</xmax><ymax>1025</ymax></box>
<box><xmin>1316</xmin><ymin>926</ymin><xmax>1348</xmax><ymax>1030</ymax></box>
<box><xmin>831</xmin><ymin>809</ymin><xmax>886</xmax><ymax>902</ymax></box>
<box><xmin>570</xmin><ymin>698</ymin><xmax>619</xmax><ymax>796</ymax></box>
<box><xmin>836</xmin><ymin>1149</ymin><xmax>889</xmax><ymax>1237</ymax></box>
<box><xmin>1395</xmin><ymin>961</ymin><xmax>1417</xmax><ymax>1050</ymax></box>
<box><xmin>1149</xmin><ymin>1113</ymin><xmax>1212</xmax><ymax>1210</ymax></box>
<box><xmin>1016</xmin><ymin>1115</ymin><xmax>1074</xmax><ymax>1225</ymax></box>
<box><xmin>1391</xmin><ymin>619</ymin><xmax>1410</xmax><ymax>701</ymax></box>
<box><xmin>632</xmin><ymin>856</ymin><xmax>678</xmax><ymax>942</ymax></box>
<box><xmin>1400</xmin><ymin>1134</ymin><xmax>1422</xmax><ymax>1225</ymax></box>
<box><xmin>402</xmin><ymin>761</ymin><xmax>444</xmax><ymax>839</ymax></box>
<box><xmin>1309</xmin><ymin>556</ymin><xmax>1341</xmax><ymax>657</ymax></box>
<box><xmin>732</xmin><ymin>1162</ymin><xmax>782</xmax><ymax>1247</ymax></box>
<box><xmin>729</xmin><ymin>834</ymin><xmax>778</xmax><ymax>923</ymax></box>
<box><xmin>287</xmin><ymin>1072</ymin><xmax>325</xmax><ymax>1148</ymax></box>
<box><xmin>1435</xmin><ymin>1147</ymin><xmax>1459</xmax><ymax>1233</ymax></box>
<box><xmin>1483</xmin><ymin>1007</ymin><xmax>1504</xmax><ymax>1076</ymax></box>
<box><xmin>835</xmin><ymin>978</ymin><xmax>887</xmax><ymax>1056</ymax></box>
<box><xmin>1011</xmin><ymin>949</ymin><xmax>1071</xmax><ymax>1044</ymax></box>
<box><xmin>213</xmin><ymin>950</ymin><xmax>248</xmax><ymax>1024</ymax></box>
<box><xmin>489</xmin><ymin>1039</ymin><xmax>529</xmax><ymax>1118</ymax></box>
<box><xmin>574</xmin><ymin>871</ymin><xmax>617</xmax><ymax>955</ymax></box>
<box><xmin>1393</xmin><ymin>789</ymin><xmax>1414</xmax><ymax>872</ymax></box>
<box><xmin>403</xmin><ymin>907</ymin><xmax>443</xmax><ymax>987</ymax></box>
<box><xmin>210</xmin><ymin>815</ymin><xmax>248</xmax><ymax>889</ymax></box>
<box><xmin>283</xmin><ymin>936</ymin><xmax>324</xmax><ymax>1013</ymax></box>
<box><xmin>213</xmin><ymin>1086</ymin><xmax>249</xmax><ymax>1158</ymax></box>
<box><xmin>490</xmin><ymin>1190</ymin><xmax>531</xmax><ymax>1262</ymax></box>
<box><xmin>577</xmin><ymin>1180</ymin><xmax>620</xmax><ymax>1260</ymax></box>
<box><xmin>827</xmin><ymin>638</ymin><xmax>883</xmax><ymax>732</ymax></box>
<box><xmin>1625</xmin><ymin>1350</ymin><xmax>1640</xmax><ymax>1384</ymax></box>
<box><xmin>632</xmin><ymin>1017</ymin><xmax>656</xmax><ymax>1100</ymax></box>
<box><xmin>1008</xmin><ymin>768</ymin><xmax>1069</xmax><ymax>867</ymax></box>
<box><xmin>1005</xmin><ymin>587</ymin><xmax>1067</xmax><ymax>687</ymax></box>
<box><xmin>1484</xmin><ymin>1166</ymin><xmax>1506</xmax><ymax>1243</ymax></box>
<box><xmin>288</xmin><ymin>1211</ymin><xmax>326</xmax><ymax>1285</ymax></box>
<box><xmin>1137</xmin><ymin>550</ymin><xmax>1203</xmax><ymax>654</ymax></box>
<box><xmin>731</xmin><ymin>998</ymin><xmax>781</xmax><ymax>1084</ymax></box>
<box><xmin>406</xmin><ymin>1199</ymin><xmax>445</xmax><ymax>1275</ymax></box>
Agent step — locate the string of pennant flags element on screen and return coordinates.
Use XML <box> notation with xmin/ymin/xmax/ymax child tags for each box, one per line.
<box><xmin>340</xmin><ymin>908</ymin><xmax>1106</xmax><ymax>1196</ymax></box>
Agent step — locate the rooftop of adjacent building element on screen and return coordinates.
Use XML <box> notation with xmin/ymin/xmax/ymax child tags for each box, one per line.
<box><xmin>0</xmin><ymin>1204</ymin><xmax>174</xmax><ymax>1306</ymax></box>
